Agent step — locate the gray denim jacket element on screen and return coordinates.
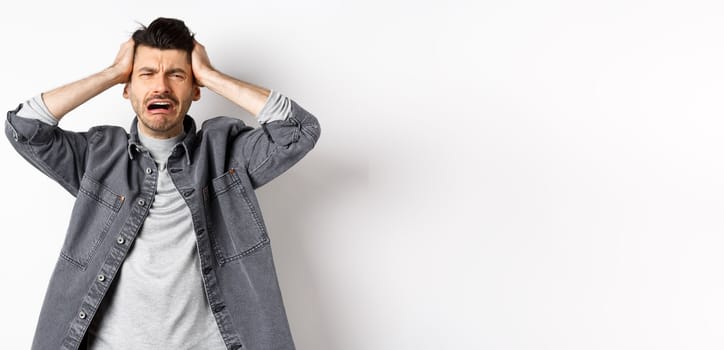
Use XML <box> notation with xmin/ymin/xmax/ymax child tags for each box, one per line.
<box><xmin>5</xmin><ymin>100</ymin><xmax>321</xmax><ymax>350</ymax></box>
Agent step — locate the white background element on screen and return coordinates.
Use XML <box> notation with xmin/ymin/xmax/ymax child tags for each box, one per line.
<box><xmin>2</xmin><ymin>0</ymin><xmax>724</xmax><ymax>349</ymax></box>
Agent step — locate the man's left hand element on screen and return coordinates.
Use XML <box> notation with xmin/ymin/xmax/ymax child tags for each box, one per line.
<box><xmin>191</xmin><ymin>40</ymin><xmax>215</xmax><ymax>87</ymax></box>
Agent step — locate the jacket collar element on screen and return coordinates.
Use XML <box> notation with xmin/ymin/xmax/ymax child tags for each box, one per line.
<box><xmin>127</xmin><ymin>115</ymin><xmax>197</xmax><ymax>165</ymax></box>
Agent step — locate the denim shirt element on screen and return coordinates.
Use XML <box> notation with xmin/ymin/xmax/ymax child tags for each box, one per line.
<box><xmin>5</xmin><ymin>100</ymin><xmax>321</xmax><ymax>350</ymax></box>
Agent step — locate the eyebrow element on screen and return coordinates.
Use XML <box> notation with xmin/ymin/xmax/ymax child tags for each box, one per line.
<box><xmin>137</xmin><ymin>67</ymin><xmax>188</xmax><ymax>75</ymax></box>
<box><xmin>166</xmin><ymin>68</ymin><xmax>188</xmax><ymax>75</ymax></box>
<box><xmin>137</xmin><ymin>67</ymin><xmax>157</xmax><ymax>73</ymax></box>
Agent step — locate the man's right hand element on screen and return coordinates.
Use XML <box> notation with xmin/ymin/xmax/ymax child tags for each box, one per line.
<box><xmin>41</xmin><ymin>38</ymin><xmax>137</xmax><ymax>120</ymax></box>
<box><xmin>109</xmin><ymin>38</ymin><xmax>135</xmax><ymax>84</ymax></box>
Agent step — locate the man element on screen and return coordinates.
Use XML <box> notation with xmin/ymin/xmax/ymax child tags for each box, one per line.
<box><xmin>5</xmin><ymin>17</ymin><xmax>320</xmax><ymax>350</ymax></box>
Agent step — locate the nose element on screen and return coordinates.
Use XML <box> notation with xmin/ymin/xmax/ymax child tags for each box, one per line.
<box><xmin>151</xmin><ymin>74</ymin><xmax>170</xmax><ymax>94</ymax></box>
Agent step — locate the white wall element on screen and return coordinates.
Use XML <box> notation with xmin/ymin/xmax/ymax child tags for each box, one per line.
<box><xmin>2</xmin><ymin>0</ymin><xmax>724</xmax><ymax>349</ymax></box>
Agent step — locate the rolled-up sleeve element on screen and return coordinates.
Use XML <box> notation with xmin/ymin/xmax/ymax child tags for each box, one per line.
<box><xmin>5</xmin><ymin>104</ymin><xmax>91</xmax><ymax>196</ymax></box>
<box><xmin>256</xmin><ymin>90</ymin><xmax>292</xmax><ymax>124</ymax></box>
<box><xmin>233</xmin><ymin>97</ymin><xmax>321</xmax><ymax>189</ymax></box>
<box><xmin>17</xmin><ymin>94</ymin><xmax>59</xmax><ymax>126</ymax></box>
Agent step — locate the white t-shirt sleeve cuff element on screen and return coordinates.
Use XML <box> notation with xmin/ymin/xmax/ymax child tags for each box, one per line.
<box><xmin>16</xmin><ymin>94</ymin><xmax>59</xmax><ymax>126</ymax></box>
<box><xmin>256</xmin><ymin>89</ymin><xmax>292</xmax><ymax>124</ymax></box>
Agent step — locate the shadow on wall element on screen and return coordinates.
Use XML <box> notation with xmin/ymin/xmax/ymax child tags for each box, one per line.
<box><xmin>258</xmin><ymin>151</ymin><xmax>368</xmax><ymax>350</ymax></box>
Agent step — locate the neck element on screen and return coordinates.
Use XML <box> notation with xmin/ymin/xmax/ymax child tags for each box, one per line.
<box><xmin>137</xmin><ymin>128</ymin><xmax>185</xmax><ymax>163</ymax></box>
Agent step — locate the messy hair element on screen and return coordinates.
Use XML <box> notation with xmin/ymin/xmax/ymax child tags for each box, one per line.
<box><xmin>131</xmin><ymin>17</ymin><xmax>195</xmax><ymax>62</ymax></box>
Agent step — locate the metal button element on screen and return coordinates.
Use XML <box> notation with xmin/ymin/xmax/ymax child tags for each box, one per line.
<box><xmin>79</xmin><ymin>311</ymin><xmax>86</xmax><ymax>319</ymax></box>
<box><xmin>146</xmin><ymin>168</ymin><xmax>153</xmax><ymax>174</ymax></box>
<box><xmin>117</xmin><ymin>236</ymin><xmax>125</xmax><ymax>244</ymax></box>
<box><xmin>97</xmin><ymin>274</ymin><xmax>105</xmax><ymax>282</ymax></box>
<box><xmin>138</xmin><ymin>199</ymin><xmax>145</xmax><ymax>206</ymax></box>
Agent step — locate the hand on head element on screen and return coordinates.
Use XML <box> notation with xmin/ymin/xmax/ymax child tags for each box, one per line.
<box><xmin>111</xmin><ymin>38</ymin><xmax>136</xmax><ymax>84</ymax></box>
<box><xmin>191</xmin><ymin>39</ymin><xmax>214</xmax><ymax>87</ymax></box>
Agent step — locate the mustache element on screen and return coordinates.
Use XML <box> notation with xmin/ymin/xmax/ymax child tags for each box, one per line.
<box><xmin>145</xmin><ymin>93</ymin><xmax>178</xmax><ymax>105</ymax></box>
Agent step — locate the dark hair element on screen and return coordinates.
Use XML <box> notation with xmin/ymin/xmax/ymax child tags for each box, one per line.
<box><xmin>131</xmin><ymin>17</ymin><xmax>195</xmax><ymax>61</ymax></box>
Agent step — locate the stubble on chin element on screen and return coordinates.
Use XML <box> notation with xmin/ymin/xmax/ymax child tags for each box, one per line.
<box><xmin>139</xmin><ymin>115</ymin><xmax>171</xmax><ymax>134</ymax></box>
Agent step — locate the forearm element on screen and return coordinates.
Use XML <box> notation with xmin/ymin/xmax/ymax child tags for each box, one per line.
<box><xmin>42</xmin><ymin>67</ymin><xmax>125</xmax><ymax>120</ymax></box>
<box><xmin>199</xmin><ymin>70</ymin><xmax>271</xmax><ymax>117</ymax></box>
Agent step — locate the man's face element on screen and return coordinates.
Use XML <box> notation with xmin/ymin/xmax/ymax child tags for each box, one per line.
<box><xmin>124</xmin><ymin>45</ymin><xmax>200</xmax><ymax>139</ymax></box>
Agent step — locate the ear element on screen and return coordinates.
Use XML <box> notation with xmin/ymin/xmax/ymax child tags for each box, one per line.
<box><xmin>192</xmin><ymin>85</ymin><xmax>201</xmax><ymax>101</ymax></box>
<box><xmin>122</xmin><ymin>83</ymin><xmax>130</xmax><ymax>99</ymax></box>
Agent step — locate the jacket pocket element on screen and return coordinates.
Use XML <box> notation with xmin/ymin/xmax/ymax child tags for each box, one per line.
<box><xmin>60</xmin><ymin>175</ymin><xmax>124</xmax><ymax>269</ymax></box>
<box><xmin>203</xmin><ymin>168</ymin><xmax>270</xmax><ymax>264</ymax></box>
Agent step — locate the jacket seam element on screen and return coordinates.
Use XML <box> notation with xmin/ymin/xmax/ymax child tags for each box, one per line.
<box><xmin>246</xmin><ymin>115</ymin><xmax>303</xmax><ymax>176</ymax></box>
<box><xmin>59</xmin><ymin>252</ymin><xmax>87</xmax><ymax>270</ymax></box>
<box><xmin>78</xmin><ymin>176</ymin><xmax>123</xmax><ymax>212</ymax></box>
<box><xmin>248</xmin><ymin>145</ymin><xmax>281</xmax><ymax>176</ymax></box>
<box><xmin>25</xmin><ymin>140</ymin><xmax>78</xmax><ymax>195</ymax></box>
<box><xmin>221</xmin><ymin>237</ymin><xmax>271</xmax><ymax>264</ymax></box>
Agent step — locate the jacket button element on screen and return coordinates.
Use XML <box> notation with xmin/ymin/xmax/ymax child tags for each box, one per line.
<box><xmin>97</xmin><ymin>274</ymin><xmax>106</xmax><ymax>282</ymax></box>
<box><xmin>79</xmin><ymin>311</ymin><xmax>87</xmax><ymax>319</ymax></box>
<box><xmin>138</xmin><ymin>199</ymin><xmax>145</xmax><ymax>206</ymax></box>
<box><xmin>146</xmin><ymin>168</ymin><xmax>153</xmax><ymax>174</ymax></box>
<box><xmin>117</xmin><ymin>237</ymin><xmax>125</xmax><ymax>244</ymax></box>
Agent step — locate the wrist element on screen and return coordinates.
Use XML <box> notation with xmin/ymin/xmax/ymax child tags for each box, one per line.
<box><xmin>195</xmin><ymin>67</ymin><xmax>220</xmax><ymax>87</ymax></box>
<box><xmin>104</xmin><ymin>65</ymin><xmax>131</xmax><ymax>85</ymax></box>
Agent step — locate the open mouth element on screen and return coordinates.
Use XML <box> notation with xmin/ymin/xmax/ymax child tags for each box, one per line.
<box><xmin>146</xmin><ymin>100</ymin><xmax>175</xmax><ymax>114</ymax></box>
